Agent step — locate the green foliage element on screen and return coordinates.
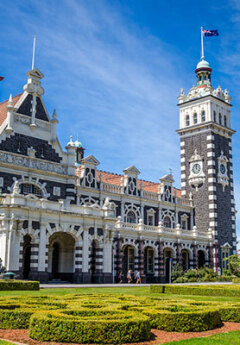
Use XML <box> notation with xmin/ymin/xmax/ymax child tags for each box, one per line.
<box><xmin>172</xmin><ymin>267</ymin><xmax>217</xmax><ymax>283</ymax></box>
<box><xmin>0</xmin><ymin>280</ymin><xmax>39</xmax><ymax>291</ymax></box>
<box><xmin>171</xmin><ymin>264</ymin><xmax>184</xmax><ymax>282</ymax></box>
<box><xmin>151</xmin><ymin>284</ymin><xmax>240</xmax><ymax>297</ymax></box>
<box><xmin>224</xmin><ymin>255</ymin><xmax>240</xmax><ymax>277</ymax></box>
<box><xmin>233</xmin><ymin>278</ymin><xmax>240</xmax><ymax>284</ymax></box>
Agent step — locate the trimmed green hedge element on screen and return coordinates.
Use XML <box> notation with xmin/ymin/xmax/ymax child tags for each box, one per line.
<box><xmin>150</xmin><ymin>284</ymin><xmax>240</xmax><ymax>297</ymax></box>
<box><xmin>0</xmin><ymin>280</ymin><xmax>39</xmax><ymax>291</ymax></box>
<box><xmin>0</xmin><ymin>292</ymin><xmax>239</xmax><ymax>343</ymax></box>
<box><xmin>233</xmin><ymin>278</ymin><xmax>240</xmax><ymax>284</ymax></box>
<box><xmin>29</xmin><ymin>310</ymin><xmax>151</xmax><ymax>344</ymax></box>
<box><xmin>143</xmin><ymin>309</ymin><xmax>221</xmax><ymax>332</ymax></box>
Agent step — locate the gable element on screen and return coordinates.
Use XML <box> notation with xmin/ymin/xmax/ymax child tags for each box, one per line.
<box><xmin>16</xmin><ymin>94</ymin><xmax>49</xmax><ymax>122</ymax></box>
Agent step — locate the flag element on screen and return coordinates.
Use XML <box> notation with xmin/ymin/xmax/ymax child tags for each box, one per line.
<box><xmin>0</xmin><ymin>76</ymin><xmax>4</xmax><ymax>81</ymax></box>
<box><xmin>202</xmin><ymin>29</ymin><xmax>219</xmax><ymax>37</ymax></box>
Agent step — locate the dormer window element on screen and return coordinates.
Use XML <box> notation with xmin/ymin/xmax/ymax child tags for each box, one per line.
<box><xmin>163</xmin><ymin>216</ymin><xmax>171</xmax><ymax>228</ymax></box>
<box><xmin>185</xmin><ymin>115</ymin><xmax>190</xmax><ymax>126</ymax></box>
<box><xmin>201</xmin><ymin>110</ymin><xmax>206</xmax><ymax>122</ymax></box>
<box><xmin>126</xmin><ymin>211</ymin><xmax>136</xmax><ymax>224</ymax></box>
<box><xmin>20</xmin><ymin>183</ymin><xmax>42</xmax><ymax>197</ymax></box>
<box><xmin>193</xmin><ymin>113</ymin><xmax>198</xmax><ymax>124</ymax></box>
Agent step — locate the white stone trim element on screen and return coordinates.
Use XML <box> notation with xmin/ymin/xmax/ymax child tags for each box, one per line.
<box><xmin>207</xmin><ymin>143</ymin><xmax>215</xmax><ymax>149</ymax></box>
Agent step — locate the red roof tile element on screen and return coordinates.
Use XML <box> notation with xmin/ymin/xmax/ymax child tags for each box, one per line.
<box><xmin>0</xmin><ymin>93</ymin><xmax>22</xmax><ymax>126</ymax></box>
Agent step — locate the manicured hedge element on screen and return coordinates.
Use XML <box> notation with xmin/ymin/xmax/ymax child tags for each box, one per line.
<box><xmin>150</xmin><ymin>284</ymin><xmax>240</xmax><ymax>297</ymax></box>
<box><xmin>233</xmin><ymin>278</ymin><xmax>240</xmax><ymax>284</ymax></box>
<box><xmin>29</xmin><ymin>310</ymin><xmax>151</xmax><ymax>344</ymax></box>
<box><xmin>143</xmin><ymin>309</ymin><xmax>221</xmax><ymax>332</ymax></box>
<box><xmin>0</xmin><ymin>292</ymin><xmax>239</xmax><ymax>343</ymax></box>
<box><xmin>0</xmin><ymin>280</ymin><xmax>39</xmax><ymax>291</ymax></box>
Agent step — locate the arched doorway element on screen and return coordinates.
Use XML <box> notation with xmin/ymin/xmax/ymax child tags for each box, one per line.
<box><xmin>90</xmin><ymin>239</ymin><xmax>97</xmax><ymax>283</ymax></box>
<box><xmin>48</xmin><ymin>232</ymin><xmax>75</xmax><ymax>282</ymax></box>
<box><xmin>144</xmin><ymin>247</ymin><xmax>155</xmax><ymax>283</ymax></box>
<box><xmin>181</xmin><ymin>250</ymin><xmax>190</xmax><ymax>272</ymax></box>
<box><xmin>22</xmin><ymin>235</ymin><xmax>31</xmax><ymax>279</ymax></box>
<box><xmin>122</xmin><ymin>245</ymin><xmax>135</xmax><ymax>282</ymax></box>
<box><xmin>52</xmin><ymin>242</ymin><xmax>60</xmax><ymax>279</ymax></box>
<box><xmin>198</xmin><ymin>250</ymin><xmax>205</xmax><ymax>268</ymax></box>
<box><xmin>164</xmin><ymin>248</ymin><xmax>173</xmax><ymax>283</ymax></box>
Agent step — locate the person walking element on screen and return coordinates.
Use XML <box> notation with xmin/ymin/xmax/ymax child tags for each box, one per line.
<box><xmin>118</xmin><ymin>271</ymin><xmax>123</xmax><ymax>284</ymax></box>
<box><xmin>127</xmin><ymin>269</ymin><xmax>132</xmax><ymax>283</ymax></box>
<box><xmin>135</xmin><ymin>270</ymin><xmax>141</xmax><ymax>284</ymax></box>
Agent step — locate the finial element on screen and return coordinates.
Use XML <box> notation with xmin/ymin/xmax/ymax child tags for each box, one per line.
<box><xmin>31</xmin><ymin>35</ymin><xmax>36</xmax><ymax>70</ymax></box>
<box><xmin>52</xmin><ymin>108</ymin><xmax>57</xmax><ymax>119</ymax></box>
<box><xmin>169</xmin><ymin>168</ymin><xmax>173</xmax><ymax>175</ymax></box>
<box><xmin>8</xmin><ymin>94</ymin><xmax>13</xmax><ymax>105</ymax></box>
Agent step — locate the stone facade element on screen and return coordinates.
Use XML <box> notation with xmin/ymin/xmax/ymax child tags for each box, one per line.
<box><xmin>0</xmin><ymin>59</ymin><xmax>234</xmax><ymax>283</ymax></box>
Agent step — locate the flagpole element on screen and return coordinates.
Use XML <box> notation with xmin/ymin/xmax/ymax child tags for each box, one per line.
<box><xmin>201</xmin><ymin>27</ymin><xmax>204</xmax><ymax>60</ymax></box>
<box><xmin>32</xmin><ymin>35</ymin><xmax>36</xmax><ymax>70</ymax></box>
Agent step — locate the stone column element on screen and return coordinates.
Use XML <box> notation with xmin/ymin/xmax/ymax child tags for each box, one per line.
<box><xmin>192</xmin><ymin>243</ymin><xmax>198</xmax><ymax>268</ymax></box>
<box><xmin>103</xmin><ymin>237</ymin><xmax>113</xmax><ymax>283</ymax></box>
<box><xmin>29</xmin><ymin>237</ymin><xmax>39</xmax><ymax>280</ymax></box>
<box><xmin>74</xmin><ymin>239</ymin><xmax>83</xmax><ymax>283</ymax></box>
<box><xmin>82</xmin><ymin>230</ymin><xmax>91</xmax><ymax>283</ymax></box>
<box><xmin>208</xmin><ymin>244</ymin><xmax>214</xmax><ymax>269</ymax></box>
<box><xmin>138</xmin><ymin>237</ymin><xmax>145</xmax><ymax>283</ymax></box>
<box><xmin>116</xmin><ymin>235</ymin><xmax>123</xmax><ymax>283</ymax></box>
<box><xmin>38</xmin><ymin>222</ymin><xmax>49</xmax><ymax>282</ymax></box>
<box><xmin>177</xmin><ymin>242</ymin><xmax>182</xmax><ymax>267</ymax></box>
<box><xmin>158</xmin><ymin>241</ymin><xmax>164</xmax><ymax>283</ymax></box>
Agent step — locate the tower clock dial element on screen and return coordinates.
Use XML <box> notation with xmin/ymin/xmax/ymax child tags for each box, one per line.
<box><xmin>220</xmin><ymin>164</ymin><xmax>226</xmax><ymax>174</ymax></box>
<box><xmin>192</xmin><ymin>163</ymin><xmax>201</xmax><ymax>174</ymax></box>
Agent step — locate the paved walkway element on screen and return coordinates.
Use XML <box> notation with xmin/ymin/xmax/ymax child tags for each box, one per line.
<box><xmin>40</xmin><ymin>282</ymin><xmax>232</xmax><ymax>288</ymax></box>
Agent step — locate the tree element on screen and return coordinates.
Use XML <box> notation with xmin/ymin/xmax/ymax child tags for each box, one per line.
<box><xmin>223</xmin><ymin>255</ymin><xmax>240</xmax><ymax>277</ymax></box>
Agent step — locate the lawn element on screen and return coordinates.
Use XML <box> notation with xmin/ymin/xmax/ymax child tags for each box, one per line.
<box><xmin>165</xmin><ymin>330</ymin><xmax>240</xmax><ymax>344</ymax></box>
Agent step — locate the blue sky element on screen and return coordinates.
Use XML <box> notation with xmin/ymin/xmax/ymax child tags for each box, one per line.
<box><xmin>0</xmin><ymin>0</ymin><xmax>240</xmax><ymax>242</ymax></box>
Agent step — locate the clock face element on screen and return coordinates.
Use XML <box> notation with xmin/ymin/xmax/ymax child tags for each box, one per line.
<box><xmin>192</xmin><ymin>163</ymin><xmax>201</xmax><ymax>174</ymax></box>
<box><xmin>220</xmin><ymin>164</ymin><xmax>226</xmax><ymax>174</ymax></box>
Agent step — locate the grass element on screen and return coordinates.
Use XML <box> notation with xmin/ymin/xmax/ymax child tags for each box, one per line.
<box><xmin>164</xmin><ymin>331</ymin><xmax>240</xmax><ymax>344</ymax></box>
<box><xmin>1</xmin><ymin>286</ymin><xmax>240</xmax><ymax>303</ymax></box>
<box><xmin>0</xmin><ymin>341</ymin><xmax>15</xmax><ymax>345</ymax></box>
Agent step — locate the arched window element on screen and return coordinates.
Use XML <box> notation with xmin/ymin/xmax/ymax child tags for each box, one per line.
<box><xmin>213</xmin><ymin>111</ymin><xmax>216</xmax><ymax>122</ymax></box>
<box><xmin>201</xmin><ymin>110</ymin><xmax>206</xmax><ymax>122</ymax></box>
<box><xmin>163</xmin><ymin>216</ymin><xmax>171</xmax><ymax>228</ymax></box>
<box><xmin>219</xmin><ymin>113</ymin><xmax>222</xmax><ymax>125</ymax></box>
<box><xmin>224</xmin><ymin>116</ymin><xmax>227</xmax><ymax>127</ymax></box>
<box><xmin>185</xmin><ymin>115</ymin><xmax>190</xmax><ymax>126</ymax></box>
<box><xmin>126</xmin><ymin>211</ymin><xmax>136</xmax><ymax>224</ymax></box>
<box><xmin>20</xmin><ymin>183</ymin><xmax>42</xmax><ymax>197</ymax></box>
<box><xmin>193</xmin><ymin>113</ymin><xmax>198</xmax><ymax>124</ymax></box>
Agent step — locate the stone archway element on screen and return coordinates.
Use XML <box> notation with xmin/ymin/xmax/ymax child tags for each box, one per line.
<box><xmin>48</xmin><ymin>232</ymin><xmax>75</xmax><ymax>282</ymax></box>
<box><xmin>181</xmin><ymin>249</ymin><xmax>190</xmax><ymax>272</ymax></box>
<box><xmin>22</xmin><ymin>235</ymin><xmax>32</xmax><ymax>279</ymax></box>
<box><xmin>122</xmin><ymin>245</ymin><xmax>135</xmax><ymax>282</ymax></box>
<box><xmin>144</xmin><ymin>246</ymin><xmax>155</xmax><ymax>283</ymax></box>
<box><xmin>198</xmin><ymin>250</ymin><xmax>205</xmax><ymax>268</ymax></box>
<box><xmin>164</xmin><ymin>248</ymin><xmax>173</xmax><ymax>283</ymax></box>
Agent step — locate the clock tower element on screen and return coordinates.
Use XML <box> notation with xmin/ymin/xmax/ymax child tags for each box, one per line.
<box><xmin>177</xmin><ymin>57</ymin><xmax>237</xmax><ymax>272</ymax></box>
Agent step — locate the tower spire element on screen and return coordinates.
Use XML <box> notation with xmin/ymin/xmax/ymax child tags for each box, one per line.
<box><xmin>31</xmin><ymin>35</ymin><xmax>36</xmax><ymax>70</ymax></box>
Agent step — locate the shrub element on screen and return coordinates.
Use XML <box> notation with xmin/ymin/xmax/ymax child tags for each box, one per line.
<box><xmin>233</xmin><ymin>278</ymin><xmax>240</xmax><ymax>284</ymax></box>
<box><xmin>29</xmin><ymin>310</ymin><xmax>151</xmax><ymax>344</ymax></box>
<box><xmin>150</xmin><ymin>284</ymin><xmax>240</xmax><ymax>297</ymax></box>
<box><xmin>143</xmin><ymin>309</ymin><xmax>221</xmax><ymax>332</ymax></box>
<box><xmin>0</xmin><ymin>281</ymin><xmax>39</xmax><ymax>291</ymax></box>
<box><xmin>224</xmin><ymin>255</ymin><xmax>240</xmax><ymax>277</ymax></box>
<box><xmin>171</xmin><ymin>264</ymin><xmax>183</xmax><ymax>282</ymax></box>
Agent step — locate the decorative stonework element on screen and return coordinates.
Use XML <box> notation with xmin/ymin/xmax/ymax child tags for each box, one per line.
<box><xmin>188</xmin><ymin>149</ymin><xmax>205</xmax><ymax>191</ymax></box>
<box><xmin>217</xmin><ymin>151</ymin><xmax>229</xmax><ymax>191</ymax></box>
<box><xmin>0</xmin><ymin>151</ymin><xmax>67</xmax><ymax>175</ymax></box>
